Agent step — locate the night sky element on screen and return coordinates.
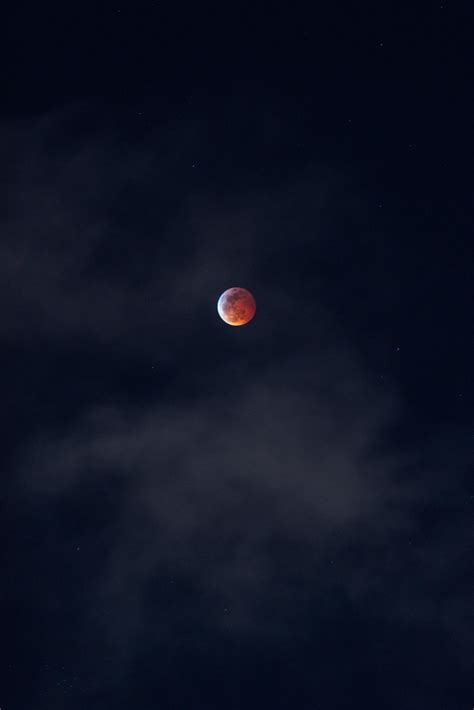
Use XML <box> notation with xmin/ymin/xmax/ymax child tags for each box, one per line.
<box><xmin>3</xmin><ymin>1</ymin><xmax>473</xmax><ymax>708</ymax></box>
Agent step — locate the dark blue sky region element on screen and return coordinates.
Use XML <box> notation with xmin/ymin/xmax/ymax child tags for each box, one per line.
<box><xmin>2</xmin><ymin>1</ymin><xmax>472</xmax><ymax>708</ymax></box>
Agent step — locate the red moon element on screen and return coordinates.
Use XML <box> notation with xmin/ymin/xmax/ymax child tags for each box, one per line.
<box><xmin>217</xmin><ymin>287</ymin><xmax>256</xmax><ymax>326</ymax></box>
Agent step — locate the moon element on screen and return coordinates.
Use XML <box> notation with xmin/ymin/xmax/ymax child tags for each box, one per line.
<box><xmin>217</xmin><ymin>287</ymin><xmax>256</xmax><ymax>326</ymax></box>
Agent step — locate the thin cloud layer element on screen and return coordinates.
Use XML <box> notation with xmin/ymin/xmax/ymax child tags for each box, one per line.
<box><xmin>20</xmin><ymin>345</ymin><xmax>401</xmax><ymax>637</ymax></box>
<box><xmin>4</xmin><ymin>108</ymin><xmax>470</xmax><ymax>698</ymax></box>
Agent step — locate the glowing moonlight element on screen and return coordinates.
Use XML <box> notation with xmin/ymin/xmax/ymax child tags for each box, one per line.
<box><xmin>217</xmin><ymin>287</ymin><xmax>256</xmax><ymax>326</ymax></box>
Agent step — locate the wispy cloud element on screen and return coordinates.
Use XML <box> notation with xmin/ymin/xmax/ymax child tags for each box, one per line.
<box><xmin>4</xmin><ymin>107</ymin><xmax>470</xmax><ymax>691</ymax></box>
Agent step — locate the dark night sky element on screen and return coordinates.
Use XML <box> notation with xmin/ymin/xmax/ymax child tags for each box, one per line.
<box><xmin>2</xmin><ymin>1</ymin><xmax>473</xmax><ymax>708</ymax></box>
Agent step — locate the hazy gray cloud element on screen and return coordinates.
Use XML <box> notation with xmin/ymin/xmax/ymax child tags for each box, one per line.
<box><xmin>5</xmin><ymin>108</ymin><xmax>470</xmax><ymax>683</ymax></box>
<box><xmin>19</xmin><ymin>347</ymin><xmax>470</xmax><ymax>666</ymax></box>
<box><xmin>19</xmin><ymin>345</ymin><xmax>403</xmax><ymax>645</ymax></box>
<box><xmin>1</xmin><ymin>106</ymin><xmax>340</xmax><ymax>357</ymax></box>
